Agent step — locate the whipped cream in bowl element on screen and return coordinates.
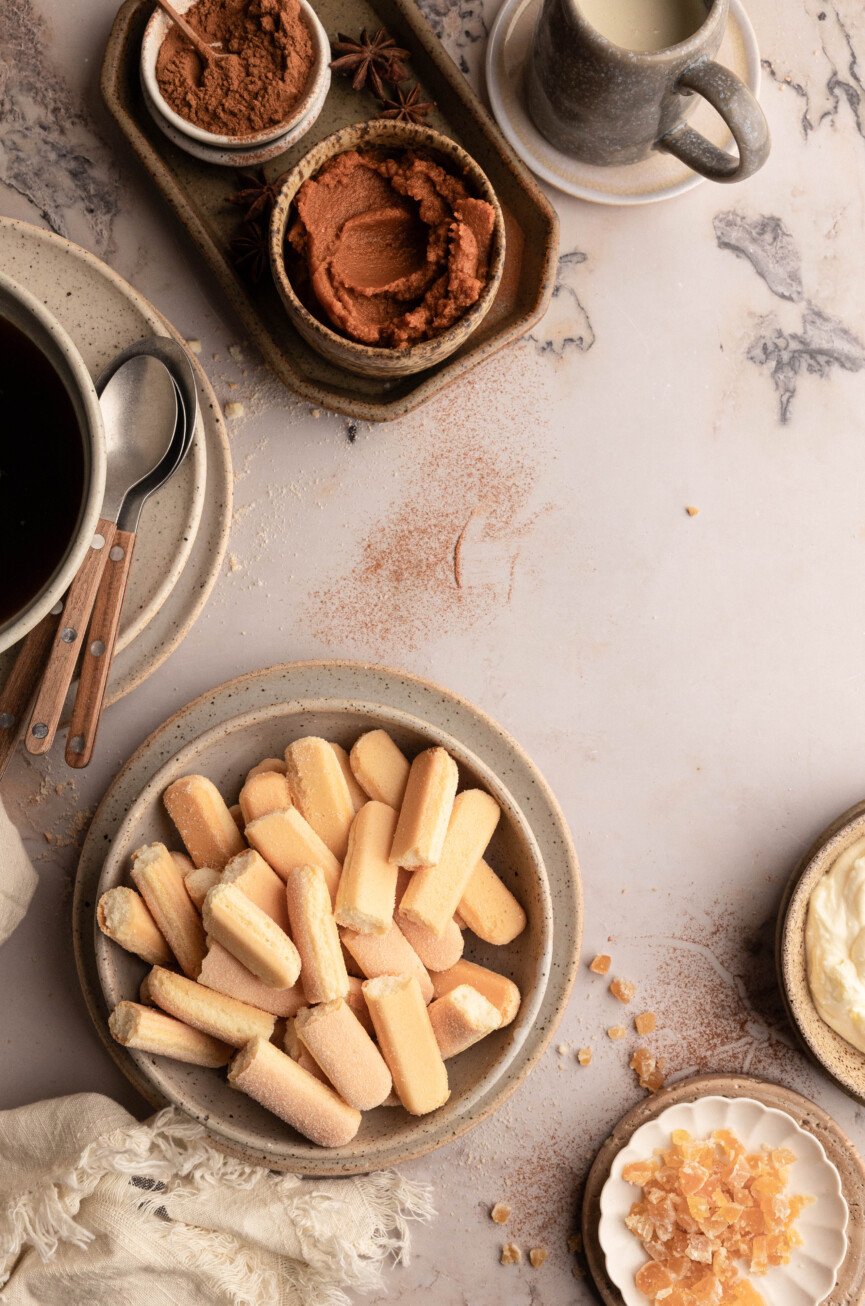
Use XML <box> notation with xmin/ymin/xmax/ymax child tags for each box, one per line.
<box><xmin>806</xmin><ymin>833</ymin><xmax>865</xmax><ymax>1054</ymax></box>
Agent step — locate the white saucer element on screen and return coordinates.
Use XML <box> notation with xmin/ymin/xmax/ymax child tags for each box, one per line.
<box><xmin>485</xmin><ymin>0</ymin><xmax>762</xmax><ymax>204</ymax></box>
<box><xmin>598</xmin><ymin>1095</ymin><xmax>848</xmax><ymax>1306</ymax></box>
<box><xmin>0</xmin><ymin>217</ymin><xmax>231</xmax><ymax>709</ymax></box>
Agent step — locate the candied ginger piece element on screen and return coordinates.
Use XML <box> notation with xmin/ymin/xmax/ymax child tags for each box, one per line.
<box><xmin>635</xmin><ymin>1261</ymin><xmax>675</xmax><ymax>1295</ymax></box>
<box><xmin>611</xmin><ymin>977</ymin><xmax>636</xmax><ymax>1003</ymax></box>
<box><xmin>577</xmin><ymin>1046</ymin><xmax>593</xmax><ymax>1065</ymax></box>
<box><xmin>636</xmin><ymin>1011</ymin><xmax>657</xmax><ymax>1035</ymax></box>
<box><xmin>623</xmin><ymin>1161</ymin><xmax>657</xmax><ymax>1187</ymax></box>
<box><xmin>590</xmin><ymin>953</ymin><xmax>612</xmax><ymax>974</ymax></box>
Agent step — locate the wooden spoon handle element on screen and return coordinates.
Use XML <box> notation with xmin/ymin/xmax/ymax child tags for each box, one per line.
<box><xmin>65</xmin><ymin>530</ymin><xmax>136</xmax><ymax>769</ymax></box>
<box><xmin>25</xmin><ymin>519</ymin><xmax>116</xmax><ymax>756</ymax></box>
<box><xmin>0</xmin><ymin>607</ymin><xmax>62</xmax><ymax>781</ymax></box>
<box><xmin>153</xmin><ymin>0</ymin><xmax>216</xmax><ymax>62</ymax></box>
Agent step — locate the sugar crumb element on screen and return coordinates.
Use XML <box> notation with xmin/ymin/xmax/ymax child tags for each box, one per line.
<box><xmin>607</xmin><ymin>1025</ymin><xmax>627</xmax><ymax>1041</ymax></box>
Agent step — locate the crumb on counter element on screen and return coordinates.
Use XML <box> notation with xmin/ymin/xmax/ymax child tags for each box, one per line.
<box><xmin>491</xmin><ymin>1203</ymin><xmax>510</xmax><ymax>1224</ymax></box>
<box><xmin>225</xmin><ymin>401</ymin><xmax>245</xmax><ymax>419</ymax></box>
<box><xmin>577</xmin><ymin>1046</ymin><xmax>592</xmax><ymax>1065</ymax></box>
<box><xmin>610</xmin><ymin>977</ymin><xmax>636</xmax><ymax>1004</ymax></box>
<box><xmin>607</xmin><ymin>1025</ymin><xmax>627</xmax><ymax>1041</ymax></box>
<box><xmin>686</xmin><ymin>505</ymin><xmax>700</xmax><ymax>516</ymax></box>
<box><xmin>589</xmin><ymin>954</ymin><xmax>612</xmax><ymax>975</ymax></box>
<box><xmin>634</xmin><ymin>1011</ymin><xmax>657</xmax><ymax>1035</ymax></box>
<box><xmin>529</xmin><ymin>1247</ymin><xmax>548</xmax><ymax>1269</ymax></box>
<box><xmin>501</xmin><ymin>1243</ymin><xmax>521</xmax><ymax>1265</ymax></box>
<box><xmin>557</xmin><ymin>1042</ymin><xmax>569</xmax><ymax>1055</ymax></box>
<box><xmin>185</xmin><ymin>338</ymin><xmax>202</xmax><ymax>354</ymax></box>
<box><xmin>567</xmin><ymin>1233</ymin><xmax>583</xmax><ymax>1254</ymax></box>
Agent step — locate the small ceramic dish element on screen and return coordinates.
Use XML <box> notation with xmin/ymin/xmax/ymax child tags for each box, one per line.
<box><xmin>269</xmin><ymin>120</ymin><xmax>506</xmax><ymax>379</ymax></box>
<box><xmin>140</xmin><ymin>0</ymin><xmax>330</xmax><ymax>157</ymax></box>
<box><xmin>777</xmin><ymin>799</ymin><xmax>865</xmax><ymax>1105</ymax></box>
<box><xmin>94</xmin><ymin>696</ymin><xmax>553</xmax><ymax>1173</ymax></box>
<box><xmin>599</xmin><ymin>1095</ymin><xmax>849</xmax><ymax>1306</ymax></box>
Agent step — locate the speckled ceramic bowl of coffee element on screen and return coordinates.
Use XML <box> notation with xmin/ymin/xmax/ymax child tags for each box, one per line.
<box><xmin>778</xmin><ymin>799</ymin><xmax>865</xmax><ymax>1106</ymax></box>
<box><xmin>92</xmin><ymin>695</ymin><xmax>553</xmax><ymax>1174</ymax></box>
<box><xmin>140</xmin><ymin>0</ymin><xmax>330</xmax><ymax>155</ymax></box>
<box><xmin>269</xmin><ymin>120</ymin><xmax>506</xmax><ymax>379</ymax></box>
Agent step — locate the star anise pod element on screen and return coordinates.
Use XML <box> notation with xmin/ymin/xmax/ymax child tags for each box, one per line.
<box><xmin>330</xmin><ymin>27</ymin><xmax>410</xmax><ymax>99</ymax></box>
<box><xmin>227</xmin><ymin>168</ymin><xmax>287</xmax><ymax>223</ymax></box>
<box><xmin>230</xmin><ymin>219</ymin><xmax>270</xmax><ymax>285</ymax></box>
<box><xmin>377</xmin><ymin>81</ymin><xmax>433</xmax><ymax>125</ymax></box>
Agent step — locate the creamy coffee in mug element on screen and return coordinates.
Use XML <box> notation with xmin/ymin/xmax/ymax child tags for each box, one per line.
<box><xmin>526</xmin><ymin>0</ymin><xmax>770</xmax><ymax>182</ymax></box>
<box><xmin>576</xmin><ymin>0</ymin><xmax>708</xmax><ymax>53</ymax></box>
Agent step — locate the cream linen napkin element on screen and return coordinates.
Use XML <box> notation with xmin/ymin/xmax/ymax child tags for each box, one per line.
<box><xmin>0</xmin><ymin>798</ymin><xmax>37</xmax><ymax>946</ymax></box>
<box><xmin>0</xmin><ymin>1093</ymin><xmax>434</xmax><ymax>1305</ymax></box>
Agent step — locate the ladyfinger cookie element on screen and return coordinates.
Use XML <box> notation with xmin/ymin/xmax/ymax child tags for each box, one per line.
<box><xmin>341</xmin><ymin>921</ymin><xmax>434</xmax><ymax>1004</ymax></box>
<box><xmin>283</xmin><ymin>1017</ymin><xmax>330</xmax><ymax>1083</ymax></box>
<box><xmin>431</xmin><ymin>959</ymin><xmax>521</xmax><ymax>1027</ymax></box>
<box><xmin>395</xmin><ymin>869</ymin><xmax>464</xmax><ymax>972</ymax></box>
<box><xmin>458</xmin><ymin>859</ymin><xmax>527</xmax><ymax>945</ymax></box>
<box><xmin>295</xmin><ymin>1000</ymin><xmax>392</xmax><ymax>1110</ymax></box>
<box><xmin>238</xmin><ymin>770</ymin><xmax>292</xmax><ymax>825</ymax></box>
<box><xmin>329</xmin><ymin>742</ymin><xmax>367</xmax><ymax>814</ymax></box>
<box><xmin>346</xmin><ymin>975</ymin><xmax>374</xmax><ymax>1035</ymax></box>
<box><xmin>148</xmin><ymin>966</ymin><xmax>275</xmax><ymax>1046</ymax></box>
<box><xmin>246</xmin><ymin>808</ymin><xmax>341</xmax><ymax>903</ymax></box>
<box><xmin>389</xmin><ymin>747</ymin><xmax>459</xmax><ymax>869</ymax></box>
<box><xmin>109</xmin><ymin>1000</ymin><xmax>231</xmax><ymax>1067</ymax></box>
<box><xmin>349</xmin><ymin>730</ymin><xmax>410</xmax><ymax>808</ymax></box>
<box><xmin>229</xmin><ymin>1037</ymin><xmax>361</xmax><ymax>1147</ymax></box>
<box><xmin>428</xmin><ymin>984</ymin><xmax>502</xmax><ymax>1059</ymax></box>
<box><xmin>164</xmin><ymin>774</ymin><xmax>245</xmax><ymax>869</ymax></box>
<box><xmin>139</xmin><ymin>971</ymin><xmax>154</xmax><ymax>1005</ymax></box>
<box><xmin>199</xmin><ymin>941</ymin><xmax>305</xmax><ymax>1018</ymax></box>
<box><xmin>97</xmin><ymin>886</ymin><xmax>171</xmax><ymax>966</ymax></box>
<box><xmin>184</xmin><ymin>866</ymin><xmax>221</xmax><ymax>910</ymax></box>
<box><xmin>284</xmin><ymin>736</ymin><xmax>355</xmax><ymax>861</ymax></box>
<box><xmin>203</xmin><ymin>882</ymin><xmax>301</xmax><ymax>990</ymax></box>
<box><xmin>334</xmin><ymin>801</ymin><xmax>399</xmax><ymax>934</ymax></box>
<box><xmin>222</xmin><ymin>848</ymin><xmax>290</xmax><ymax>933</ymax></box>
<box><xmin>247</xmin><ymin>757</ymin><xmax>287</xmax><ymax>779</ymax></box>
<box><xmin>131</xmin><ymin>842</ymin><xmax>207</xmax><ymax>978</ymax></box>
<box><xmin>285</xmin><ymin>864</ymin><xmax>349</xmax><ymax>1004</ymax></box>
<box><xmin>399</xmin><ymin>791</ymin><xmax>500</xmax><ymax>939</ymax></box>
<box><xmin>363</xmin><ymin>975</ymin><xmax>449</xmax><ymax>1116</ymax></box>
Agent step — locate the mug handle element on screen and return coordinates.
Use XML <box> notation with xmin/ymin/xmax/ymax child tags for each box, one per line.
<box><xmin>658</xmin><ymin>59</ymin><xmax>770</xmax><ymax>183</ymax></box>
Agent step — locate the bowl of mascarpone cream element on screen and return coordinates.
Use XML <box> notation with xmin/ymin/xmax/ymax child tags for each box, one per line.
<box><xmin>778</xmin><ymin>798</ymin><xmax>865</xmax><ymax>1103</ymax></box>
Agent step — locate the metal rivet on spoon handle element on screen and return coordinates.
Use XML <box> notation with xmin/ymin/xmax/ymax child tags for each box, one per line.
<box><xmin>0</xmin><ymin>604</ymin><xmax>63</xmax><ymax>780</ymax></box>
<box><xmin>25</xmin><ymin>355</ymin><xmax>177</xmax><ymax>757</ymax></box>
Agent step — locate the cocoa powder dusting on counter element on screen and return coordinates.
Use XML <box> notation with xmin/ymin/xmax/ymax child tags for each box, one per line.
<box><xmin>156</xmin><ymin>0</ymin><xmax>314</xmax><ymax>136</ymax></box>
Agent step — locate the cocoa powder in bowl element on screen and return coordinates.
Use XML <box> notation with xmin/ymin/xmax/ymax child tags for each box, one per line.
<box><xmin>156</xmin><ymin>0</ymin><xmax>314</xmax><ymax>138</ymax></box>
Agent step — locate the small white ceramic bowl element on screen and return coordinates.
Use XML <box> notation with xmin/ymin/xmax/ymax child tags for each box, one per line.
<box><xmin>140</xmin><ymin>0</ymin><xmax>330</xmax><ymax>155</ymax></box>
<box><xmin>0</xmin><ymin>272</ymin><xmax>105</xmax><ymax>655</ymax></box>
<box><xmin>599</xmin><ymin>1095</ymin><xmax>849</xmax><ymax>1306</ymax></box>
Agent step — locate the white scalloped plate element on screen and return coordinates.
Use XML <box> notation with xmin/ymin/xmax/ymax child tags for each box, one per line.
<box><xmin>599</xmin><ymin>1095</ymin><xmax>848</xmax><ymax>1306</ymax></box>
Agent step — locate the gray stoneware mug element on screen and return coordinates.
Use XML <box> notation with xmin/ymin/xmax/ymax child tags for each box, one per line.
<box><xmin>526</xmin><ymin>0</ymin><xmax>770</xmax><ymax>182</ymax></box>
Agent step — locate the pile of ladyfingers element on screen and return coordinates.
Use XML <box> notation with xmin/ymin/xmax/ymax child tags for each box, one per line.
<box><xmin>99</xmin><ymin>730</ymin><xmax>527</xmax><ymax>1148</ymax></box>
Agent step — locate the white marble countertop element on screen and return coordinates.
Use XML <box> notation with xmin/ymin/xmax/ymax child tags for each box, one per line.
<box><xmin>2</xmin><ymin>0</ymin><xmax>865</xmax><ymax>1300</ymax></box>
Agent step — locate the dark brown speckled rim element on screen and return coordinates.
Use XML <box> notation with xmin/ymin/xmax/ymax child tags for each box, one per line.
<box><xmin>269</xmin><ymin>120</ymin><xmax>506</xmax><ymax>377</ymax></box>
<box><xmin>777</xmin><ymin>798</ymin><xmax>865</xmax><ymax>1106</ymax></box>
<box><xmin>73</xmin><ymin>660</ymin><xmax>582</xmax><ymax>1175</ymax></box>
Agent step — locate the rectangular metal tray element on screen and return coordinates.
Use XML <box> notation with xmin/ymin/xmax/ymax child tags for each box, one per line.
<box><xmin>101</xmin><ymin>0</ymin><xmax>558</xmax><ymax>421</ymax></box>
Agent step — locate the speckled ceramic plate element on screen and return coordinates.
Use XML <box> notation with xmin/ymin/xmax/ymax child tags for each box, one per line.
<box><xmin>73</xmin><ymin>661</ymin><xmax>581</xmax><ymax>1175</ymax></box>
<box><xmin>600</xmin><ymin>1096</ymin><xmax>847</xmax><ymax>1306</ymax></box>
<box><xmin>485</xmin><ymin>0</ymin><xmax>761</xmax><ymax>204</ymax></box>
<box><xmin>582</xmin><ymin>1074</ymin><xmax>865</xmax><ymax>1306</ymax></box>
<box><xmin>0</xmin><ymin>217</ymin><xmax>232</xmax><ymax>709</ymax></box>
<box><xmin>778</xmin><ymin>800</ymin><xmax>865</xmax><ymax>1107</ymax></box>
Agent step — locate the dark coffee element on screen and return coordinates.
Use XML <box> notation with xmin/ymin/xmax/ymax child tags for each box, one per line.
<box><xmin>0</xmin><ymin>316</ymin><xmax>86</xmax><ymax>625</ymax></box>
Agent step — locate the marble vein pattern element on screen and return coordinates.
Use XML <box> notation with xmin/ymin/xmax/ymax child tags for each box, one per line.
<box><xmin>0</xmin><ymin>0</ymin><xmax>121</xmax><ymax>253</ymax></box>
<box><xmin>529</xmin><ymin>251</ymin><xmax>595</xmax><ymax>359</ymax></box>
<box><xmin>714</xmin><ymin>210</ymin><xmax>865</xmax><ymax>422</ymax></box>
<box><xmin>760</xmin><ymin>1</ymin><xmax>865</xmax><ymax>143</ymax></box>
<box><xmin>416</xmin><ymin>0</ymin><xmax>488</xmax><ymax>78</ymax></box>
